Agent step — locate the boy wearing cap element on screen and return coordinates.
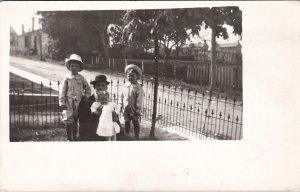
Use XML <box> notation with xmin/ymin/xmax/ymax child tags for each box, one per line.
<box><xmin>78</xmin><ymin>74</ymin><xmax>122</xmax><ymax>141</ymax></box>
<box><xmin>119</xmin><ymin>64</ymin><xmax>144</xmax><ymax>140</ymax></box>
<box><xmin>78</xmin><ymin>75</ymin><xmax>109</xmax><ymax>141</ymax></box>
<box><xmin>59</xmin><ymin>54</ymin><xmax>91</xmax><ymax>141</ymax></box>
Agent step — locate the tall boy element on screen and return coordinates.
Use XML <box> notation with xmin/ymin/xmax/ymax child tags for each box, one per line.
<box><xmin>59</xmin><ymin>54</ymin><xmax>91</xmax><ymax>141</ymax></box>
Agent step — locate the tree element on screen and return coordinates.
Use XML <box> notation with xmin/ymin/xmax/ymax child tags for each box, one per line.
<box><xmin>156</xmin><ymin>9</ymin><xmax>191</xmax><ymax>61</ymax></box>
<box><xmin>122</xmin><ymin>9</ymin><xmax>168</xmax><ymax>138</ymax></box>
<box><xmin>186</xmin><ymin>7</ymin><xmax>242</xmax><ymax>90</ymax></box>
<box><xmin>38</xmin><ymin>11</ymin><xmax>83</xmax><ymax>58</ymax></box>
<box><xmin>80</xmin><ymin>10</ymin><xmax>124</xmax><ymax>58</ymax></box>
<box><xmin>38</xmin><ymin>10</ymin><xmax>124</xmax><ymax>59</ymax></box>
<box><xmin>120</xmin><ymin>7</ymin><xmax>242</xmax><ymax>137</ymax></box>
<box><xmin>108</xmin><ymin>22</ymin><xmax>154</xmax><ymax>59</ymax></box>
<box><xmin>110</xmin><ymin>9</ymin><xmax>194</xmax><ymax>61</ymax></box>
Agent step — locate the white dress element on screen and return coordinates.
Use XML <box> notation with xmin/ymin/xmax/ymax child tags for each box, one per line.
<box><xmin>94</xmin><ymin>102</ymin><xmax>120</xmax><ymax>137</ymax></box>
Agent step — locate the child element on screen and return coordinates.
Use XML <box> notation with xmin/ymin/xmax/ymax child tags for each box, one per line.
<box><xmin>78</xmin><ymin>75</ymin><xmax>110</xmax><ymax>141</ymax></box>
<box><xmin>119</xmin><ymin>64</ymin><xmax>144</xmax><ymax>140</ymax></box>
<box><xmin>59</xmin><ymin>54</ymin><xmax>91</xmax><ymax>141</ymax></box>
<box><xmin>91</xmin><ymin>91</ymin><xmax>120</xmax><ymax>141</ymax></box>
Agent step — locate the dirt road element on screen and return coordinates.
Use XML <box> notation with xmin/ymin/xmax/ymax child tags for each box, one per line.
<box><xmin>10</xmin><ymin>56</ymin><xmax>125</xmax><ymax>84</ymax></box>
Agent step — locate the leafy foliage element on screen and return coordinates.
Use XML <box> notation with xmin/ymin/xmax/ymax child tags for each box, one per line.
<box><xmin>38</xmin><ymin>10</ymin><xmax>124</xmax><ymax>59</ymax></box>
<box><xmin>117</xmin><ymin>7</ymin><xmax>242</xmax><ymax>90</ymax></box>
<box><xmin>186</xmin><ymin>7</ymin><xmax>242</xmax><ymax>38</ymax></box>
<box><xmin>38</xmin><ymin>7</ymin><xmax>241</xmax><ymax>61</ymax></box>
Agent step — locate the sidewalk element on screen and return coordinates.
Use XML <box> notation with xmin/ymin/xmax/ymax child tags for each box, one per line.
<box><xmin>10</xmin><ymin>64</ymin><xmax>188</xmax><ymax>141</ymax></box>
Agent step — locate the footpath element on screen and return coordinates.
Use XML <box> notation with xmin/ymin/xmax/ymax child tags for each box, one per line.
<box><xmin>10</xmin><ymin>58</ymin><xmax>193</xmax><ymax>141</ymax></box>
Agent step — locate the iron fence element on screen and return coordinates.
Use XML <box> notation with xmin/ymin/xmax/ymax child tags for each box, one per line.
<box><xmin>139</xmin><ymin>80</ymin><xmax>243</xmax><ymax>140</ymax></box>
<box><xmin>10</xmin><ymin>81</ymin><xmax>63</xmax><ymax>129</ymax></box>
<box><xmin>10</xmin><ymin>77</ymin><xmax>243</xmax><ymax>140</ymax></box>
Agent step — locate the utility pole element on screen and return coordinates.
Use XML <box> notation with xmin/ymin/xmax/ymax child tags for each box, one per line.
<box><xmin>39</xmin><ymin>32</ymin><xmax>44</xmax><ymax>61</ymax></box>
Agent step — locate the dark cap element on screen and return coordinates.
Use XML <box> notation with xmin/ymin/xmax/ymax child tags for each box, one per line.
<box><xmin>91</xmin><ymin>75</ymin><xmax>110</xmax><ymax>86</ymax></box>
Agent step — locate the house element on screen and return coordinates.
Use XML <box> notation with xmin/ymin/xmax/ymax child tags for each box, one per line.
<box><xmin>193</xmin><ymin>41</ymin><xmax>209</xmax><ymax>61</ymax></box>
<box><xmin>180</xmin><ymin>41</ymin><xmax>209</xmax><ymax>56</ymax></box>
<box><xmin>214</xmin><ymin>41</ymin><xmax>242</xmax><ymax>63</ymax></box>
<box><xmin>200</xmin><ymin>41</ymin><xmax>242</xmax><ymax>64</ymax></box>
<box><xmin>170</xmin><ymin>41</ymin><xmax>209</xmax><ymax>60</ymax></box>
<box><xmin>216</xmin><ymin>41</ymin><xmax>242</xmax><ymax>54</ymax></box>
<box><xmin>10</xmin><ymin>27</ymin><xmax>18</xmax><ymax>47</ymax></box>
<box><xmin>10</xmin><ymin>18</ymin><xmax>50</xmax><ymax>60</ymax></box>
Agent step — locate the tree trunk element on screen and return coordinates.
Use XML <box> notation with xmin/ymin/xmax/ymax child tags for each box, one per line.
<box><xmin>210</xmin><ymin>26</ymin><xmax>217</xmax><ymax>90</ymax></box>
<box><xmin>122</xmin><ymin>46</ymin><xmax>128</xmax><ymax>59</ymax></box>
<box><xmin>176</xmin><ymin>44</ymin><xmax>179</xmax><ymax>60</ymax></box>
<box><xmin>163</xmin><ymin>46</ymin><xmax>171</xmax><ymax>73</ymax></box>
<box><xmin>39</xmin><ymin>32</ymin><xmax>43</xmax><ymax>60</ymax></box>
<box><xmin>99</xmin><ymin>27</ymin><xmax>109</xmax><ymax>59</ymax></box>
<box><xmin>165</xmin><ymin>47</ymin><xmax>170</xmax><ymax>61</ymax></box>
<box><xmin>150</xmin><ymin>34</ymin><xmax>159</xmax><ymax>139</ymax></box>
<box><xmin>174</xmin><ymin>39</ymin><xmax>180</xmax><ymax>60</ymax></box>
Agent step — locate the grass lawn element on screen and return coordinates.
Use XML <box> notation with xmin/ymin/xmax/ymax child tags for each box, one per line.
<box><xmin>10</xmin><ymin>120</ymin><xmax>187</xmax><ymax>142</ymax></box>
<box><xmin>10</xmin><ymin>72</ymin><xmax>58</xmax><ymax>95</ymax></box>
<box><xmin>10</xmin><ymin>125</ymin><xmax>66</xmax><ymax>142</ymax></box>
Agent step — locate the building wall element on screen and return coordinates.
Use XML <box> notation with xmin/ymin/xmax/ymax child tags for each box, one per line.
<box><xmin>17</xmin><ymin>36</ymin><xmax>26</xmax><ymax>51</ymax></box>
<box><xmin>11</xmin><ymin>30</ymin><xmax>50</xmax><ymax>57</ymax></box>
<box><xmin>40</xmin><ymin>33</ymin><xmax>49</xmax><ymax>56</ymax></box>
<box><xmin>216</xmin><ymin>44</ymin><xmax>242</xmax><ymax>54</ymax></box>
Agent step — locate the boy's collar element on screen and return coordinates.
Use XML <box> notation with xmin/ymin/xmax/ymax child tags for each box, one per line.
<box><xmin>125</xmin><ymin>82</ymin><xmax>139</xmax><ymax>87</ymax></box>
<box><xmin>66</xmin><ymin>73</ymin><xmax>81</xmax><ymax>79</ymax></box>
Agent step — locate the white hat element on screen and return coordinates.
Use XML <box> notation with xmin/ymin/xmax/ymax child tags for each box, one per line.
<box><xmin>125</xmin><ymin>64</ymin><xmax>142</xmax><ymax>79</ymax></box>
<box><xmin>65</xmin><ymin>54</ymin><xmax>84</xmax><ymax>72</ymax></box>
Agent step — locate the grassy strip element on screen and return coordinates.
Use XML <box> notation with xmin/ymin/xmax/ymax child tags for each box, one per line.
<box><xmin>10</xmin><ymin>72</ymin><xmax>59</xmax><ymax>95</ymax></box>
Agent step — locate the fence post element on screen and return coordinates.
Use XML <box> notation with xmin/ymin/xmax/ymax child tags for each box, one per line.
<box><xmin>217</xmin><ymin>65</ymin><xmax>220</xmax><ymax>87</ymax></box>
<box><xmin>92</xmin><ymin>55</ymin><xmax>94</xmax><ymax>65</ymax></box>
<box><xmin>113</xmin><ymin>58</ymin><xmax>115</xmax><ymax>69</ymax></box>
<box><xmin>173</xmin><ymin>66</ymin><xmax>177</xmax><ymax>79</ymax></box>
<box><xmin>231</xmin><ymin>66</ymin><xmax>234</xmax><ymax>88</ymax></box>
<box><xmin>186</xmin><ymin>66</ymin><xmax>189</xmax><ymax>80</ymax></box>
<box><xmin>108</xmin><ymin>58</ymin><xmax>111</xmax><ymax>68</ymax></box>
<box><xmin>141</xmin><ymin>61</ymin><xmax>144</xmax><ymax>72</ymax></box>
<box><xmin>125</xmin><ymin>59</ymin><xmax>127</xmax><ymax>67</ymax></box>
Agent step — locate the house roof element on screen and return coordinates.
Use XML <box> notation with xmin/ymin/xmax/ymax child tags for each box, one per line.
<box><xmin>17</xmin><ymin>28</ymin><xmax>43</xmax><ymax>37</ymax></box>
<box><xmin>182</xmin><ymin>41</ymin><xmax>208</xmax><ymax>48</ymax></box>
<box><xmin>217</xmin><ymin>42</ymin><xmax>241</xmax><ymax>48</ymax></box>
<box><xmin>10</xmin><ymin>26</ymin><xmax>17</xmax><ymax>36</ymax></box>
<box><xmin>196</xmin><ymin>42</ymin><xmax>208</xmax><ymax>47</ymax></box>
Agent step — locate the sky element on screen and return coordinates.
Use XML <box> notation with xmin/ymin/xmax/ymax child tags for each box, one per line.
<box><xmin>189</xmin><ymin>24</ymin><xmax>241</xmax><ymax>49</ymax></box>
<box><xmin>10</xmin><ymin>10</ymin><xmax>42</xmax><ymax>35</ymax></box>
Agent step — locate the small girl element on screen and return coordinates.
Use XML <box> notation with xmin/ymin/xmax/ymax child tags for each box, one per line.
<box><xmin>91</xmin><ymin>91</ymin><xmax>120</xmax><ymax>141</ymax></box>
<box><xmin>59</xmin><ymin>54</ymin><xmax>91</xmax><ymax>141</ymax></box>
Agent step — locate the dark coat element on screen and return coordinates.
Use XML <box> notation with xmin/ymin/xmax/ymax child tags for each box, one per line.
<box><xmin>78</xmin><ymin>94</ymin><xmax>124</xmax><ymax>141</ymax></box>
<box><xmin>78</xmin><ymin>94</ymin><xmax>102</xmax><ymax>141</ymax></box>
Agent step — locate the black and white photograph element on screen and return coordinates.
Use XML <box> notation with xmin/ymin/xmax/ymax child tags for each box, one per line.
<box><xmin>9</xmin><ymin>6</ymin><xmax>242</xmax><ymax>142</ymax></box>
<box><xmin>1</xmin><ymin>1</ymin><xmax>300</xmax><ymax>191</ymax></box>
